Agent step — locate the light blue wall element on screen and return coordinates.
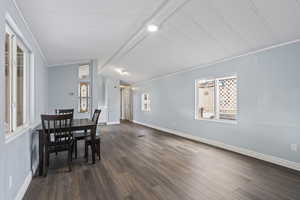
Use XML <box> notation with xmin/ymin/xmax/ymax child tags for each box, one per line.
<box><xmin>0</xmin><ymin>0</ymin><xmax>48</xmax><ymax>199</ymax></box>
<box><xmin>133</xmin><ymin>42</ymin><xmax>300</xmax><ymax>163</ymax></box>
<box><xmin>105</xmin><ymin>78</ymin><xmax>120</xmax><ymax>123</ymax></box>
<box><xmin>48</xmin><ymin>63</ymin><xmax>121</xmax><ymax>123</ymax></box>
<box><xmin>48</xmin><ymin>63</ymin><xmax>93</xmax><ymax>119</ymax></box>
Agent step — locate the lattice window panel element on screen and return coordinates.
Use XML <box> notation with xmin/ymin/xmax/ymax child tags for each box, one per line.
<box><xmin>219</xmin><ymin>77</ymin><xmax>237</xmax><ymax>114</ymax></box>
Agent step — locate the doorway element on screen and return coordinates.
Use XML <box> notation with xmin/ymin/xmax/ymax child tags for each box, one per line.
<box><xmin>120</xmin><ymin>85</ymin><xmax>133</xmax><ymax>121</ymax></box>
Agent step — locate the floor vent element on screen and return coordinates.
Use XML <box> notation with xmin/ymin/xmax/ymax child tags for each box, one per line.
<box><xmin>137</xmin><ymin>135</ymin><xmax>145</xmax><ymax>138</ymax></box>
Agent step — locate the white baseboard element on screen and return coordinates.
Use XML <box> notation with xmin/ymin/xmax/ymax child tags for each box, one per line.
<box><xmin>107</xmin><ymin>121</ymin><xmax>120</xmax><ymax>125</ymax></box>
<box><xmin>15</xmin><ymin>172</ymin><xmax>32</xmax><ymax>200</ymax></box>
<box><xmin>133</xmin><ymin>120</ymin><xmax>300</xmax><ymax>171</ymax></box>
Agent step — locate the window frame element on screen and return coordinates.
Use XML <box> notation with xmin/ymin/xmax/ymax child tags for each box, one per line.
<box><xmin>4</xmin><ymin>22</ymin><xmax>32</xmax><ymax>138</ymax></box>
<box><xmin>195</xmin><ymin>75</ymin><xmax>238</xmax><ymax>124</ymax></box>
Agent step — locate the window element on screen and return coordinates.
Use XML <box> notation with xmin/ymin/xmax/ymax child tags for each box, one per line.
<box><xmin>78</xmin><ymin>64</ymin><xmax>89</xmax><ymax>79</ymax></box>
<box><xmin>79</xmin><ymin>82</ymin><xmax>89</xmax><ymax>113</ymax></box>
<box><xmin>141</xmin><ymin>93</ymin><xmax>150</xmax><ymax>112</ymax></box>
<box><xmin>5</xmin><ymin>24</ymin><xmax>30</xmax><ymax>134</ymax></box>
<box><xmin>195</xmin><ymin>76</ymin><xmax>237</xmax><ymax>121</ymax></box>
<box><xmin>78</xmin><ymin>64</ymin><xmax>91</xmax><ymax>113</ymax></box>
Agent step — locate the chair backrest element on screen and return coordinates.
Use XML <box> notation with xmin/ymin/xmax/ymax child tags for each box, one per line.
<box><xmin>41</xmin><ymin>114</ymin><xmax>73</xmax><ymax>145</ymax></box>
<box><xmin>92</xmin><ymin>109</ymin><xmax>101</xmax><ymax>124</ymax></box>
<box><xmin>57</xmin><ymin>109</ymin><xmax>74</xmax><ymax>115</ymax></box>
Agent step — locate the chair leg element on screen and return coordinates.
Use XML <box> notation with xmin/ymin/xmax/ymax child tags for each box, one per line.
<box><xmin>71</xmin><ymin>143</ymin><xmax>74</xmax><ymax>162</ymax></box>
<box><xmin>68</xmin><ymin>147</ymin><xmax>72</xmax><ymax>172</ymax></box>
<box><xmin>44</xmin><ymin>150</ymin><xmax>49</xmax><ymax>177</ymax></box>
<box><xmin>47</xmin><ymin>152</ymin><xmax>50</xmax><ymax>167</ymax></box>
<box><xmin>97</xmin><ymin>141</ymin><xmax>101</xmax><ymax>160</ymax></box>
<box><xmin>74</xmin><ymin>139</ymin><xmax>78</xmax><ymax>159</ymax></box>
<box><xmin>85</xmin><ymin>142</ymin><xmax>88</xmax><ymax>162</ymax></box>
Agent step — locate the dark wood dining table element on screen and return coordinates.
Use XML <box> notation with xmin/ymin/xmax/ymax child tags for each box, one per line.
<box><xmin>35</xmin><ymin>118</ymin><xmax>97</xmax><ymax>176</ymax></box>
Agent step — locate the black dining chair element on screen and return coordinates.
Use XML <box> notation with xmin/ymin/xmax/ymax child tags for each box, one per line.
<box><xmin>41</xmin><ymin>113</ymin><xmax>74</xmax><ymax>176</ymax></box>
<box><xmin>54</xmin><ymin>109</ymin><xmax>74</xmax><ymax>155</ymax></box>
<box><xmin>73</xmin><ymin>109</ymin><xmax>101</xmax><ymax>159</ymax></box>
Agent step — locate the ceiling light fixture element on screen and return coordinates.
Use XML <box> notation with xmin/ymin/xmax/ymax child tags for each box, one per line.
<box><xmin>115</xmin><ymin>68</ymin><xmax>129</xmax><ymax>76</ymax></box>
<box><xmin>147</xmin><ymin>24</ymin><xmax>159</xmax><ymax>32</ymax></box>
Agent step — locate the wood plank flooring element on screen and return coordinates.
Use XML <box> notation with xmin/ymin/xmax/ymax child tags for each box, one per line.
<box><xmin>24</xmin><ymin>121</ymin><xmax>300</xmax><ymax>200</ymax></box>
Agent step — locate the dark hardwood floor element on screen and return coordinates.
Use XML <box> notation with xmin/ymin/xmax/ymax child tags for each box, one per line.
<box><xmin>24</xmin><ymin>121</ymin><xmax>300</xmax><ymax>200</ymax></box>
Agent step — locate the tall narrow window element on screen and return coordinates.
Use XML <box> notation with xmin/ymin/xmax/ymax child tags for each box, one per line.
<box><xmin>78</xmin><ymin>64</ymin><xmax>91</xmax><ymax>113</ymax></box>
<box><xmin>78</xmin><ymin>64</ymin><xmax>89</xmax><ymax>79</ymax></box>
<box><xmin>16</xmin><ymin>44</ymin><xmax>25</xmax><ymax>127</ymax></box>
<box><xmin>141</xmin><ymin>93</ymin><xmax>150</xmax><ymax>112</ymax></box>
<box><xmin>5</xmin><ymin>24</ymin><xmax>30</xmax><ymax>134</ymax></box>
<box><xmin>5</xmin><ymin>33</ymin><xmax>11</xmax><ymax>133</ymax></box>
<box><xmin>79</xmin><ymin>82</ymin><xmax>89</xmax><ymax>113</ymax></box>
<box><xmin>196</xmin><ymin>76</ymin><xmax>237</xmax><ymax>121</ymax></box>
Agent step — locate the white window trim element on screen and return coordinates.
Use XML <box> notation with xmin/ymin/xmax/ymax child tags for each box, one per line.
<box><xmin>4</xmin><ymin>14</ymin><xmax>34</xmax><ymax>142</ymax></box>
<box><xmin>194</xmin><ymin>75</ymin><xmax>238</xmax><ymax>124</ymax></box>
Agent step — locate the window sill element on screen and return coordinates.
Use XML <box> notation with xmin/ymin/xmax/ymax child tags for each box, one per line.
<box><xmin>195</xmin><ymin>118</ymin><xmax>238</xmax><ymax>125</ymax></box>
<box><xmin>5</xmin><ymin>122</ymin><xmax>40</xmax><ymax>144</ymax></box>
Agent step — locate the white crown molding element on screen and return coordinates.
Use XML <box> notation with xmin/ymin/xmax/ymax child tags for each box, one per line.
<box><xmin>133</xmin><ymin>120</ymin><xmax>300</xmax><ymax>171</ymax></box>
<box><xmin>47</xmin><ymin>59</ymin><xmax>94</xmax><ymax>68</ymax></box>
<box><xmin>12</xmin><ymin>0</ymin><xmax>48</xmax><ymax>65</ymax></box>
<box><xmin>133</xmin><ymin>39</ymin><xmax>300</xmax><ymax>85</ymax></box>
<box><xmin>14</xmin><ymin>172</ymin><xmax>32</xmax><ymax>200</ymax></box>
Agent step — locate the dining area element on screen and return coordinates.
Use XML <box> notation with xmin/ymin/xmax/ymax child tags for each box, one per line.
<box><xmin>35</xmin><ymin>109</ymin><xmax>102</xmax><ymax>177</ymax></box>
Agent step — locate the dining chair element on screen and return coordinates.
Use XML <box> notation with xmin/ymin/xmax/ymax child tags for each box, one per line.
<box><xmin>84</xmin><ymin>131</ymin><xmax>101</xmax><ymax>161</ymax></box>
<box><xmin>41</xmin><ymin>113</ymin><xmax>74</xmax><ymax>176</ymax></box>
<box><xmin>74</xmin><ymin>109</ymin><xmax>101</xmax><ymax>159</ymax></box>
<box><xmin>54</xmin><ymin>109</ymin><xmax>74</xmax><ymax>156</ymax></box>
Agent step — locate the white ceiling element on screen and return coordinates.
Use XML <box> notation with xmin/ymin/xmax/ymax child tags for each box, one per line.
<box><xmin>16</xmin><ymin>0</ymin><xmax>165</xmax><ymax>65</ymax></box>
<box><xmin>17</xmin><ymin>0</ymin><xmax>300</xmax><ymax>83</ymax></box>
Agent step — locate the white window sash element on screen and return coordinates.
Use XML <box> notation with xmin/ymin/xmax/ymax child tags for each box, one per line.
<box><xmin>5</xmin><ymin>25</ymin><xmax>30</xmax><ymax>133</ymax></box>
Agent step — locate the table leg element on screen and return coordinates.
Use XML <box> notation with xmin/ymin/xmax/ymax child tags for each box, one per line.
<box><xmin>38</xmin><ymin>130</ymin><xmax>44</xmax><ymax>176</ymax></box>
<box><xmin>92</xmin><ymin>126</ymin><xmax>96</xmax><ymax>164</ymax></box>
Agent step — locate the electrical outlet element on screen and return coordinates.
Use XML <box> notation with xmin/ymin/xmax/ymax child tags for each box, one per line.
<box><xmin>291</xmin><ymin>144</ymin><xmax>298</xmax><ymax>152</ymax></box>
<box><xmin>9</xmin><ymin>176</ymin><xmax>12</xmax><ymax>189</ymax></box>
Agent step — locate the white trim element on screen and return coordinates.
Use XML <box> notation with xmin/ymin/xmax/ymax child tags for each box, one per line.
<box><xmin>107</xmin><ymin>121</ymin><xmax>120</xmax><ymax>125</ymax></box>
<box><xmin>196</xmin><ymin>118</ymin><xmax>237</xmax><ymax>125</ymax></box>
<box><xmin>12</xmin><ymin>0</ymin><xmax>47</xmax><ymax>64</ymax></box>
<box><xmin>14</xmin><ymin>172</ymin><xmax>32</xmax><ymax>200</ymax></box>
<box><xmin>5</xmin><ymin>125</ymin><xmax>29</xmax><ymax>144</ymax></box>
<box><xmin>5</xmin><ymin>122</ymin><xmax>40</xmax><ymax>144</ymax></box>
<box><xmin>47</xmin><ymin>59</ymin><xmax>93</xmax><ymax>68</ymax></box>
<box><xmin>133</xmin><ymin>39</ymin><xmax>300</xmax><ymax>85</ymax></box>
<box><xmin>133</xmin><ymin>120</ymin><xmax>300</xmax><ymax>171</ymax></box>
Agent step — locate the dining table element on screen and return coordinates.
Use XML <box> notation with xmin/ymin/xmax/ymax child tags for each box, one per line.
<box><xmin>35</xmin><ymin>118</ymin><xmax>97</xmax><ymax>176</ymax></box>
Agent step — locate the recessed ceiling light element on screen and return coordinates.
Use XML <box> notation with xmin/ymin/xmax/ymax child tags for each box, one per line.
<box><xmin>115</xmin><ymin>68</ymin><xmax>129</xmax><ymax>76</ymax></box>
<box><xmin>147</xmin><ymin>24</ymin><xmax>159</xmax><ymax>32</ymax></box>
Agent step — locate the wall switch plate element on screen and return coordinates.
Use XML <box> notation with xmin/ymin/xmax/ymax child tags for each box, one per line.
<box><xmin>291</xmin><ymin>144</ymin><xmax>298</xmax><ymax>152</ymax></box>
<box><xmin>9</xmin><ymin>176</ymin><xmax>12</xmax><ymax>189</ymax></box>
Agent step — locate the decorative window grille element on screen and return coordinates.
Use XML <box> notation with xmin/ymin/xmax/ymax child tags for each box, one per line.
<box><xmin>79</xmin><ymin>82</ymin><xmax>89</xmax><ymax>113</ymax></box>
<box><xmin>78</xmin><ymin>64</ymin><xmax>91</xmax><ymax>113</ymax></box>
<box><xmin>218</xmin><ymin>77</ymin><xmax>237</xmax><ymax>120</ymax></box>
<box><xmin>196</xmin><ymin>76</ymin><xmax>237</xmax><ymax>121</ymax></box>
